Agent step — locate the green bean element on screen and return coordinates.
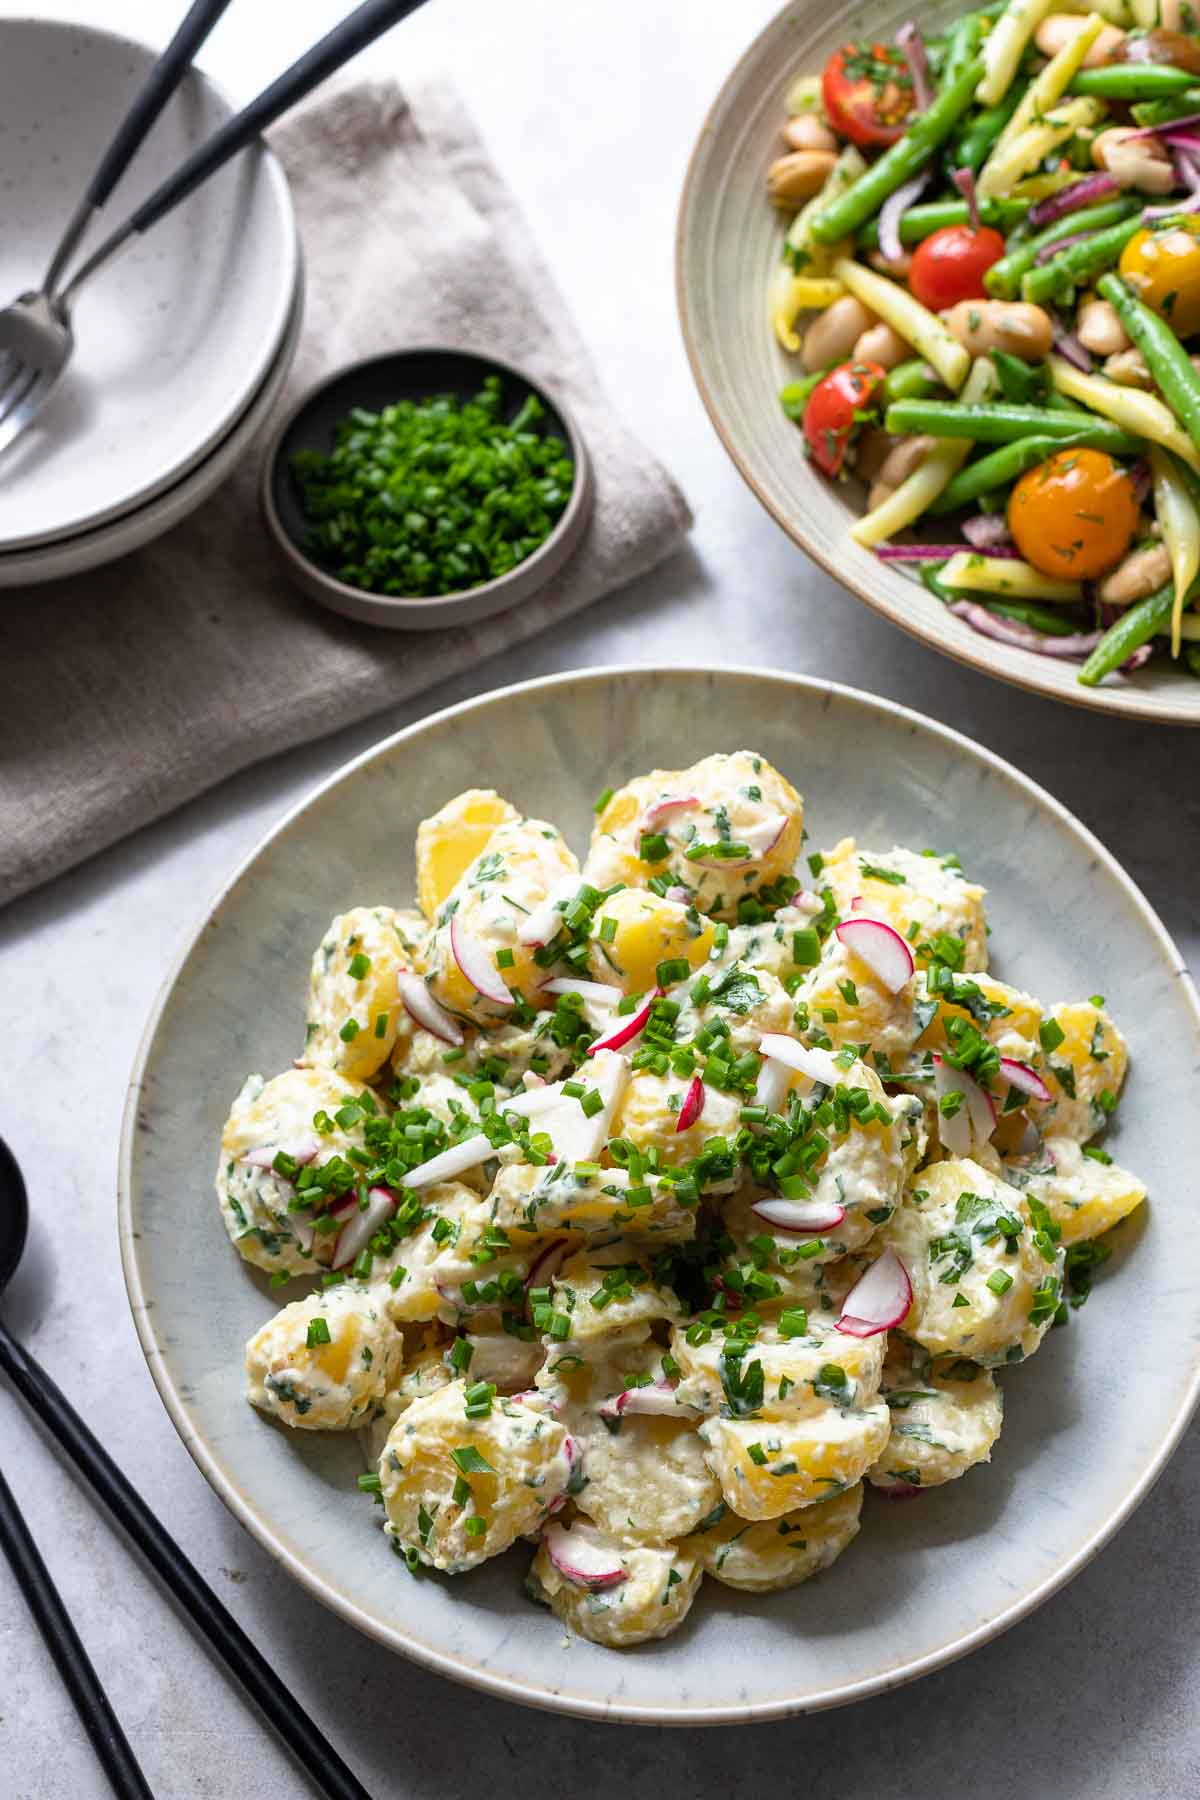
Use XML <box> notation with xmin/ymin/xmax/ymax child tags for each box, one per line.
<box><xmin>919</xmin><ymin>563</ymin><xmax>954</xmax><ymax>603</ymax></box>
<box><xmin>985</xmin><ymin>598</ymin><xmax>1089</xmax><ymax>635</ymax></box>
<box><xmin>1020</xmin><ymin>216</ymin><xmax>1145</xmax><ymax>304</ymax></box>
<box><xmin>811</xmin><ymin>57</ymin><xmax>985</xmax><ymax>246</ymax></box>
<box><xmin>780</xmin><ymin>371</ymin><xmax>830</xmax><ymax>419</ymax></box>
<box><xmin>886</xmin><ymin>400</ymin><xmax>1142</xmax><ymax>451</ymax></box>
<box><xmin>985</xmin><ymin>197</ymin><xmax>1140</xmax><ymax>300</ymax></box>
<box><xmin>930</xmin><ymin>432</ymin><xmax>1126</xmax><ymax>513</ymax></box>
<box><xmin>1097</xmin><ymin>272</ymin><xmax>1200</xmax><ymax>452</ymax></box>
<box><xmin>1184</xmin><ymin>644</ymin><xmax>1200</xmax><ymax>677</ymax></box>
<box><xmin>857</xmin><ymin>197</ymin><xmax>1029</xmax><ymax>249</ymax></box>
<box><xmin>883</xmin><ymin>359</ymin><xmax>945</xmax><ymax>404</ymax></box>
<box><xmin>1078</xmin><ymin>585</ymin><xmax>1175</xmax><ymax>686</ymax></box>
<box><xmin>1131</xmin><ymin>92</ymin><xmax>1200</xmax><ymax>128</ymax></box>
<box><xmin>954</xmin><ymin>87</ymin><xmax>1025</xmax><ymax>173</ymax></box>
<box><xmin>941</xmin><ymin>14</ymin><xmax>983</xmax><ymax>88</ymax></box>
<box><xmin>1070</xmin><ymin>65</ymin><xmax>1197</xmax><ymax>100</ymax></box>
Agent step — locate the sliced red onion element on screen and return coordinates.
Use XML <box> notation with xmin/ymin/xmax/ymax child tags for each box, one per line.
<box><xmin>948</xmin><ymin>600</ymin><xmax>1100</xmax><ymax>659</ymax></box>
<box><xmin>751</xmin><ymin>1195</ymin><xmax>846</xmax><ymax>1234</ymax></box>
<box><xmin>837</xmin><ymin>1248</ymin><xmax>912</xmax><ymax>1338</ymax></box>
<box><xmin>599</xmin><ymin>1381</ymin><xmax>681</xmax><ymax>1421</ymax></box>
<box><xmin>241</xmin><ymin>1135</ymin><xmax>322</xmax><ymax>1172</ymax></box>
<box><xmin>875</xmin><ymin>543</ymin><xmax>970</xmax><ymax>562</ymax></box>
<box><xmin>675</xmin><ymin>1074</ymin><xmax>705</xmax><ymax>1133</ymax></box>
<box><xmin>1121</xmin><ymin>642</ymin><xmax>1155</xmax><ymax>673</ymax></box>
<box><xmin>999</xmin><ymin>1057</ymin><xmax>1052</xmax><ymax>1103</ymax></box>
<box><xmin>896</xmin><ymin>21</ymin><xmax>932</xmax><ymax>110</ymax></box>
<box><xmin>758</xmin><ymin>1033</ymin><xmax>844</xmax><ymax>1087</ymax></box>
<box><xmin>1035</xmin><ymin>229</ymin><xmax>1096</xmax><ymax>265</ymax></box>
<box><xmin>1050</xmin><ymin>313</ymin><xmax>1094</xmax><ymax>371</ymax></box>
<box><xmin>1127</xmin><ymin>114</ymin><xmax>1200</xmax><ymax>141</ymax></box>
<box><xmin>951</xmin><ymin>166</ymin><xmax>981</xmax><ymax>234</ymax></box>
<box><xmin>878</xmin><ymin>169</ymin><xmax>931</xmax><ymax>264</ymax></box>
<box><xmin>405</xmin><ymin>1133</ymin><xmax>495</xmax><ymax>1189</ymax></box>
<box><xmin>587</xmin><ymin>986</ymin><xmax>660</xmax><ymax>1054</ymax></box>
<box><xmin>541</xmin><ymin>976</ymin><xmax>620</xmax><ymax>1007</ymax></box>
<box><xmin>1143</xmin><ymin>190</ymin><xmax>1200</xmax><ymax>222</ymax></box>
<box><xmin>542</xmin><ymin>1522</ymin><xmax>626</xmax><ymax>1588</ymax></box>
<box><xmin>397</xmin><ymin>971</ymin><xmax>463</xmax><ymax>1046</ymax></box>
<box><xmin>332</xmin><ymin>1186</ymin><xmax>396</xmax><ymax>1270</ymax></box>
<box><xmin>641</xmin><ymin>794</ymin><xmax>700</xmax><ymax>831</ymax></box>
<box><xmin>450</xmin><ymin>915</ymin><xmax>512</xmax><ymax>1007</ymax></box>
<box><xmin>960</xmin><ymin>513</ymin><xmax>1013</xmax><ymax>551</ymax></box>
<box><xmin>1028</xmin><ymin>172</ymin><xmax>1117</xmax><ymax>229</ymax></box>
<box><xmin>516</xmin><ymin>876</ymin><xmax>580</xmax><ymax>948</ymax></box>
<box><xmin>754</xmin><ymin>1055</ymin><xmax>791</xmax><ymax>1113</ymax></box>
<box><xmin>932</xmin><ymin>1052</ymin><xmax>995</xmax><ymax>1154</ymax></box>
<box><xmin>1128</xmin><ymin>459</ymin><xmax>1151</xmax><ymax>505</ymax></box>
<box><xmin>835</xmin><ymin>917</ymin><xmax>915</xmax><ymax>993</ymax></box>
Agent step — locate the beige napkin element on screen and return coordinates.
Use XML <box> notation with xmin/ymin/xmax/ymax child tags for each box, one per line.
<box><xmin>0</xmin><ymin>78</ymin><xmax>691</xmax><ymax>907</ymax></box>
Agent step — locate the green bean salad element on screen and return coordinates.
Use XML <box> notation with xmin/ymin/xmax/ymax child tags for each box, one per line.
<box><xmin>770</xmin><ymin>0</ymin><xmax>1200</xmax><ymax>685</ymax></box>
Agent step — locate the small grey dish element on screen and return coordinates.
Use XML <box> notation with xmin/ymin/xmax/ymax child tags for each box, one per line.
<box><xmin>260</xmin><ymin>345</ymin><xmax>593</xmax><ymax>630</ymax></box>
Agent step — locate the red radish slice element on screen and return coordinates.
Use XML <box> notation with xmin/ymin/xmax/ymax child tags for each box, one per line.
<box><xmin>752</xmin><ymin>1196</ymin><xmax>845</xmax><ymax>1234</ymax></box>
<box><xmin>665</xmin><ymin>885</ymin><xmax>693</xmax><ymax>905</ymax></box>
<box><xmin>587</xmin><ymin>987</ymin><xmax>660</xmax><ymax>1054</ymax></box>
<box><xmin>877</xmin><ymin>1480</ymin><xmax>925</xmax><ymax>1501</ymax></box>
<box><xmin>397</xmin><ymin>971</ymin><xmax>463</xmax><ymax>1046</ymax></box>
<box><xmin>835</xmin><ymin>918</ymin><xmax>915</xmax><ymax>994</ymax></box>
<box><xmin>502</xmin><ymin>1084</ymin><xmax>567</xmax><ymax>1120</ymax></box>
<box><xmin>450</xmin><ymin>915</ymin><xmax>512</xmax><ymax>1007</ymax></box>
<box><xmin>288</xmin><ymin>1208</ymin><xmax>317</xmax><ymax>1254</ymax></box>
<box><xmin>754</xmin><ymin>1056</ymin><xmax>790</xmax><ymax>1113</ymax></box>
<box><xmin>404</xmin><ymin>1133</ymin><xmax>495</xmax><ymax>1189</ymax></box>
<box><xmin>524</xmin><ymin>1237</ymin><xmax>571</xmax><ymax>1308</ymax></box>
<box><xmin>332</xmin><ymin>1186</ymin><xmax>397</xmax><ymax>1270</ymax></box>
<box><xmin>690</xmin><ymin>814</ymin><xmax>786</xmax><ymax>868</ymax></box>
<box><xmin>511</xmin><ymin>1050</ymin><xmax>631</xmax><ymax>1163</ymax></box>
<box><xmin>542</xmin><ymin>1522</ymin><xmax>626</xmax><ymax>1588</ymax></box>
<box><xmin>641</xmin><ymin>794</ymin><xmax>700</xmax><ymax>830</ymax></box>
<box><xmin>836</xmin><ymin>1248</ymin><xmax>912</xmax><ymax>1337</ymax></box>
<box><xmin>790</xmin><ymin>890</ymin><xmax>822</xmax><ymax>919</ymax></box>
<box><xmin>675</xmin><ymin>1075</ymin><xmax>705</xmax><ymax>1133</ymax></box>
<box><xmin>599</xmin><ymin>1381</ymin><xmax>680</xmax><ymax>1420</ymax></box>
<box><xmin>932</xmin><ymin>1053</ymin><xmax>996</xmax><ymax>1153</ymax></box>
<box><xmin>999</xmin><ymin>1057</ymin><xmax>1052</xmax><ymax>1104</ymax></box>
<box><xmin>758</xmin><ymin>1033</ymin><xmax>844</xmax><ymax>1088</ymax></box>
<box><xmin>1011</xmin><ymin>1114</ymin><xmax>1043</xmax><ymax>1158</ymax></box>
<box><xmin>434</xmin><ymin>1278</ymin><xmax>500</xmax><ymax>1316</ymax></box>
<box><xmin>541</xmin><ymin>976</ymin><xmax>620</xmax><ymax>1006</ymax></box>
<box><xmin>516</xmin><ymin>877</ymin><xmax>581</xmax><ymax>948</ymax></box>
<box><xmin>242</xmin><ymin>1136</ymin><xmax>321</xmax><ymax>1172</ymax></box>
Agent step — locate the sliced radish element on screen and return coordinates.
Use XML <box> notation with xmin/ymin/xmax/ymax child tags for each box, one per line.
<box><xmin>642</xmin><ymin>793</ymin><xmax>700</xmax><ymax>830</ymax></box>
<box><xmin>524</xmin><ymin>1237</ymin><xmax>571</xmax><ymax>1307</ymax></box>
<box><xmin>932</xmin><ymin>1054</ymin><xmax>996</xmax><ymax>1155</ymax></box>
<box><xmin>502</xmin><ymin>1084</ymin><xmax>568</xmax><ymax>1120</ymax></box>
<box><xmin>999</xmin><ymin>1057</ymin><xmax>1052</xmax><ymax>1104</ymax></box>
<box><xmin>754</xmin><ymin>1056</ymin><xmax>790</xmax><ymax>1114</ymax></box>
<box><xmin>507</xmin><ymin>1051</ymin><xmax>630</xmax><ymax>1164</ymax></box>
<box><xmin>789</xmin><ymin>890</ymin><xmax>822</xmax><ymax>920</ymax></box>
<box><xmin>752</xmin><ymin>1196</ymin><xmax>845</xmax><ymax>1235</ymax></box>
<box><xmin>542</xmin><ymin>1521</ymin><xmax>627</xmax><ymax>1588</ymax></box>
<box><xmin>404</xmin><ymin>1133</ymin><xmax>496</xmax><ymax>1189</ymax></box>
<box><xmin>450</xmin><ymin>915</ymin><xmax>512</xmax><ymax>1007</ymax></box>
<box><xmin>288</xmin><ymin>1207</ymin><xmax>317</xmax><ymax>1254</ymax></box>
<box><xmin>587</xmin><ymin>986</ymin><xmax>660</xmax><ymax>1055</ymax></box>
<box><xmin>434</xmin><ymin>1277</ymin><xmax>500</xmax><ymax>1316</ymax></box>
<box><xmin>541</xmin><ymin>976</ymin><xmax>620</xmax><ymax>1007</ymax></box>
<box><xmin>835</xmin><ymin>918</ymin><xmax>915</xmax><ymax>994</ymax></box>
<box><xmin>675</xmin><ymin>1075</ymin><xmax>705</xmax><ymax>1133</ymax></box>
<box><xmin>242</xmin><ymin>1135</ymin><xmax>321</xmax><ymax>1172</ymax></box>
<box><xmin>690</xmin><ymin>814</ymin><xmax>786</xmax><ymax>868</ymax></box>
<box><xmin>332</xmin><ymin>1186</ymin><xmax>397</xmax><ymax>1270</ymax></box>
<box><xmin>598</xmin><ymin>1381</ymin><xmax>681</xmax><ymax>1421</ymax></box>
<box><xmin>877</xmin><ymin>1479</ymin><xmax>925</xmax><ymax>1501</ymax></box>
<box><xmin>516</xmin><ymin>877</ymin><xmax>581</xmax><ymax>948</ymax></box>
<box><xmin>836</xmin><ymin>1248</ymin><xmax>912</xmax><ymax>1337</ymax></box>
<box><xmin>758</xmin><ymin>1033</ymin><xmax>845</xmax><ymax>1088</ymax></box>
<box><xmin>1011</xmin><ymin>1114</ymin><xmax>1043</xmax><ymax>1158</ymax></box>
<box><xmin>397</xmin><ymin>971</ymin><xmax>463</xmax><ymax>1046</ymax></box>
<box><xmin>665</xmin><ymin>885</ymin><xmax>693</xmax><ymax>905</ymax></box>
<box><xmin>849</xmin><ymin>894</ymin><xmax>864</xmax><ymax>911</ymax></box>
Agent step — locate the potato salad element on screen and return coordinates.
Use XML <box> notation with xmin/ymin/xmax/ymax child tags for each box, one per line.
<box><xmin>217</xmin><ymin>751</ymin><xmax>1145</xmax><ymax>1649</ymax></box>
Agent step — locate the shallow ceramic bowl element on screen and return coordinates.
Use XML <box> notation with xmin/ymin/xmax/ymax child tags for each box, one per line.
<box><xmin>260</xmin><ymin>346</ymin><xmax>593</xmax><ymax>630</ymax></box>
<box><xmin>121</xmin><ymin>668</ymin><xmax>1200</xmax><ymax>1723</ymax></box>
<box><xmin>677</xmin><ymin>2</ymin><xmax>1200</xmax><ymax>725</ymax></box>
<box><xmin>0</xmin><ymin>265</ymin><xmax>303</xmax><ymax>588</ymax></box>
<box><xmin>0</xmin><ymin>17</ymin><xmax>297</xmax><ymax>552</ymax></box>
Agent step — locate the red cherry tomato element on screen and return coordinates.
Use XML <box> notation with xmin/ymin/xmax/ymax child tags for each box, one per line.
<box><xmin>822</xmin><ymin>44</ymin><xmax>915</xmax><ymax>149</ymax></box>
<box><xmin>909</xmin><ymin>225</ymin><xmax>1006</xmax><ymax>310</ymax></box>
<box><xmin>804</xmin><ymin>360</ymin><xmax>887</xmax><ymax>477</ymax></box>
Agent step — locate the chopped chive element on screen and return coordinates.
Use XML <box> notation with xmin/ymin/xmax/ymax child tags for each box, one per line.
<box><xmin>306</xmin><ymin>1317</ymin><xmax>332</xmax><ymax>1348</ymax></box>
<box><xmin>347</xmin><ymin>952</ymin><xmax>371</xmax><ymax>980</ymax></box>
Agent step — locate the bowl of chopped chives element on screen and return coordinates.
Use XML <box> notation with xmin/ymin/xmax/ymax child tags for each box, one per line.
<box><xmin>261</xmin><ymin>346</ymin><xmax>593</xmax><ymax>629</ymax></box>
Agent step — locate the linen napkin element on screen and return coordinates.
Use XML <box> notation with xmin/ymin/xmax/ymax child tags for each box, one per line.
<box><xmin>0</xmin><ymin>78</ymin><xmax>691</xmax><ymax>907</ymax></box>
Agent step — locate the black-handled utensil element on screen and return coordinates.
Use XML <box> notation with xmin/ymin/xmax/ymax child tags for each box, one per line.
<box><xmin>0</xmin><ymin>1137</ymin><xmax>372</xmax><ymax>1800</ymax></box>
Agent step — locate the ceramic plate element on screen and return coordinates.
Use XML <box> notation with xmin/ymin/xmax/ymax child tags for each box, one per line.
<box><xmin>121</xmin><ymin>669</ymin><xmax>1200</xmax><ymax>1722</ymax></box>
<box><xmin>0</xmin><ymin>17</ymin><xmax>296</xmax><ymax>551</ymax></box>
<box><xmin>677</xmin><ymin>2</ymin><xmax>1200</xmax><ymax>725</ymax></box>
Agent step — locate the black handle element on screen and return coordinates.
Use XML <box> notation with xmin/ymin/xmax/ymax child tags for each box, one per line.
<box><xmin>0</xmin><ymin>1459</ymin><xmax>154</xmax><ymax>1799</ymax></box>
<box><xmin>89</xmin><ymin>0</ymin><xmax>236</xmax><ymax>208</ymax></box>
<box><xmin>0</xmin><ymin>1321</ymin><xmax>372</xmax><ymax>1800</ymax></box>
<box><xmin>131</xmin><ymin>0</ymin><xmax>431</xmax><ymax>234</ymax></box>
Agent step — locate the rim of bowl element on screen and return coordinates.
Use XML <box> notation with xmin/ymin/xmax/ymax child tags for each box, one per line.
<box><xmin>258</xmin><ymin>345</ymin><xmax>594</xmax><ymax>623</ymax></box>
<box><xmin>0</xmin><ymin>13</ymin><xmax>299</xmax><ymax>554</ymax></box>
<box><xmin>118</xmin><ymin>665</ymin><xmax>1200</xmax><ymax>1725</ymax></box>
<box><xmin>674</xmin><ymin>11</ymin><xmax>1199</xmax><ymax>727</ymax></box>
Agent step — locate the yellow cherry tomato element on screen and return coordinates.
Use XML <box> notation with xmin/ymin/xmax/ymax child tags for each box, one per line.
<box><xmin>1007</xmin><ymin>448</ymin><xmax>1139</xmax><ymax>580</ymax></box>
<box><xmin>1118</xmin><ymin>217</ymin><xmax>1200</xmax><ymax>339</ymax></box>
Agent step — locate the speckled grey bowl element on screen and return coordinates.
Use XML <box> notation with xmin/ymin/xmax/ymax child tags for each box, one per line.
<box><xmin>120</xmin><ymin>668</ymin><xmax>1200</xmax><ymax>1723</ymax></box>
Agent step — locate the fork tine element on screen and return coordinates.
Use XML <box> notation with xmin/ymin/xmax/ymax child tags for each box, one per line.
<box><xmin>0</xmin><ymin>363</ymin><xmax>38</xmax><ymax>427</ymax></box>
<box><xmin>0</xmin><ymin>368</ymin><xmax>51</xmax><ymax>456</ymax></box>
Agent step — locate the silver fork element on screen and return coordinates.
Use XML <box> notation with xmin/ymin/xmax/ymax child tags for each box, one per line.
<box><xmin>0</xmin><ymin>0</ymin><xmax>431</xmax><ymax>465</ymax></box>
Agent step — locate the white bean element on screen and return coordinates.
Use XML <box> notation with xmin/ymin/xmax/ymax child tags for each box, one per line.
<box><xmin>783</xmin><ymin>115</ymin><xmax>837</xmax><ymax>154</ymax></box>
<box><xmin>1093</xmin><ymin>128</ymin><xmax>1175</xmax><ymax>196</ymax></box>
<box><xmin>1076</xmin><ymin>297</ymin><xmax>1130</xmax><ymax>357</ymax></box>
<box><xmin>1034</xmin><ymin>15</ymin><xmax>1125</xmax><ymax>66</ymax></box>
<box><xmin>854</xmin><ymin>323</ymin><xmax>911</xmax><ymax>370</ymax></box>
<box><xmin>1097</xmin><ymin>542</ymin><xmax>1172</xmax><ymax>605</ymax></box>
<box><xmin>942</xmin><ymin>300</ymin><xmax>1053</xmax><ymax>361</ymax></box>
<box><xmin>767</xmin><ymin>150</ymin><xmax>837</xmax><ymax>205</ymax></box>
<box><xmin>801</xmin><ymin>296</ymin><xmax>877</xmax><ymax>373</ymax></box>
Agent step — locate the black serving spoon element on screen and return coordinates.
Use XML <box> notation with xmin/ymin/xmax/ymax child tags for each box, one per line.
<box><xmin>0</xmin><ymin>1136</ymin><xmax>372</xmax><ymax>1800</ymax></box>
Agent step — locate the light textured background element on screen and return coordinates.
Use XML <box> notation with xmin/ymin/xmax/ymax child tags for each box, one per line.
<box><xmin>1</xmin><ymin>1</ymin><xmax>1197</xmax><ymax>1795</ymax></box>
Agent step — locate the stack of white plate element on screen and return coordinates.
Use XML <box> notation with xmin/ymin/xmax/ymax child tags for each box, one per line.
<box><xmin>0</xmin><ymin>19</ymin><xmax>301</xmax><ymax>589</ymax></box>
